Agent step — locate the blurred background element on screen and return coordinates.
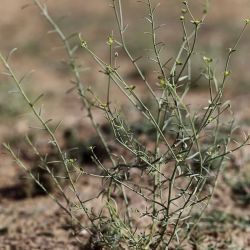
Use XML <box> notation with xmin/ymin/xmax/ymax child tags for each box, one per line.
<box><xmin>0</xmin><ymin>0</ymin><xmax>250</xmax><ymax>248</ymax></box>
<box><xmin>0</xmin><ymin>0</ymin><xmax>250</xmax><ymax>136</ymax></box>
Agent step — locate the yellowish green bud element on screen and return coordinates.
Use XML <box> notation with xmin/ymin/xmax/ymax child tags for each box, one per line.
<box><xmin>181</xmin><ymin>8</ymin><xmax>187</xmax><ymax>14</ymax></box>
<box><xmin>107</xmin><ymin>36</ymin><xmax>114</xmax><ymax>46</ymax></box>
<box><xmin>158</xmin><ymin>76</ymin><xmax>167</xmax><ymax>87</ymax></box>
<box><xmin>176</xmin><ymin>60</ymin><xmax>183</xmax><ymax>66</ymax></box>
<box><xmin>224</xmin><ymin>71</ymin><xmax>230</xmax><ymax>77</ymax></box>
<box><xmin>203</xmin><ymin>56</ymin><xmax>213</xmax><ymax>63</ymax></box>
<box><xmin>191</xmin><ymin>20</ymin><xmax>202</xmax><ymax>26</ymax></box>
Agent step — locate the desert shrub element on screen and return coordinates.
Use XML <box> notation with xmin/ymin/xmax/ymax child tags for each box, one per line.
<box><xmin>1</xmin><ymin>0</ymin><xmax>249</xmax><ymax>249</ymax></box>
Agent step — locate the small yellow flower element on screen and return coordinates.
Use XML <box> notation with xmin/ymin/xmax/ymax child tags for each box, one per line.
<box><xmin>224</xmin><ymin>71</ymin><xmax>230</xmax><ymax>77</ymax></box>
<box><xmin>107</xmin><ymin>36</ymin><xmax>114</xmax><ymax>46</ymax></box>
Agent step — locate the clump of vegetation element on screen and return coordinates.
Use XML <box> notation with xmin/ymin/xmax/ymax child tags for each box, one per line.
<box><xmin>1</xmin><ymin>0</ymin><xmax>249</xmax><ymax>248</ymax></box>
<box><xmin>231</xmin><ymin>177</ymin><xmax>250</xmax><ymax>207</ymax></box>
<box><xmin>190</xmin><ymin>209</ymin><xmax>250</xmax><ymax>249</ymax></box>
<box><xmin>18</xmin><ymin>148</ymin><xmax>66</xmax><ymax>197</ymax></box>
<box><xmin>63</xmin><ymin>128</ymin><xmax>110</xmax><ymax>164</ymax></box>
